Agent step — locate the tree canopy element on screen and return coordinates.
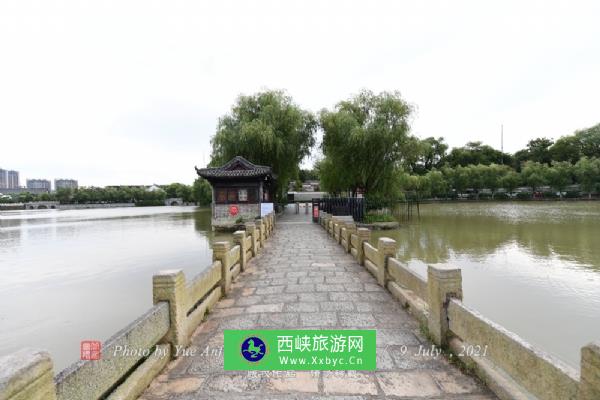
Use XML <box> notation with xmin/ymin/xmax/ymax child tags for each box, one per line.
<box><xmin>319</xmin><ymin>90</ymin><xmax>412</xmax><ymax>196</ymax></box>
<box><xmin>210</xmin><ymin>90</ymin><xmax>317</xmax><ymax>200</ymax></box>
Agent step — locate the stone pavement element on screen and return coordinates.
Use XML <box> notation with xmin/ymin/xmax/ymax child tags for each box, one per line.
<box><xmin>141</xmin><ymin>208</ymin><xmax>496</xmax><ymax>400</ymax></box>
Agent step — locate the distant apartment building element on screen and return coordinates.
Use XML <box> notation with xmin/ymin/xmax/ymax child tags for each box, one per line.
<box><xmin>54</xmin><ymin>179</ymin><xmax>78</xmax><ymax>190</ymax></box>
<box><xmin>7</xmin><ymin>170</ymin><xmax>19</xmax><ymax>189</ymax></box>
<box><xmin>0</xmin><ymin>169</ymin><xmax>7</xmax><ymax>189</ymax></box>
<box><xmin>26</xmin><ymin>179</ymin><xmax>51</xmax><ymax>192</ymax></box>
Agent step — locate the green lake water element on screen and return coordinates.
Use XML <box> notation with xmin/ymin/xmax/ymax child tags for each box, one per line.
<box><xmin>0</xmin><ymin>206</ymin><xmax>227</xmax><ymax>371</ymax></box>
<box><xmin>371</xmin><ymin>201</ymin><xmax>600</xmax><ymax>369</ymax></box>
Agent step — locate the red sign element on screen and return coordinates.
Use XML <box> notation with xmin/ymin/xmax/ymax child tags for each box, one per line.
<box><xmin>313</xmin><ymin>205</ymin><xmax>319</xmax><ymax>219</ymax></box>
<box><xmin>81</xmin><ymin>340</ymin><xmax>102</xmax><ymax>360</ymax></box>
<box><xmin>229</xmin><ymin>205</ymin><xmax>239</xmax><ymax>216</ymax></box>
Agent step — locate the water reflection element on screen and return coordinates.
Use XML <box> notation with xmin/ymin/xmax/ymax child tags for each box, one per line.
<box><xmin>371</xmin><ymin>202</ymin><xmax>600</xmax><ymax>369</ymax></box>
<box><xmin>0</xmin><ymin>206</ymin><xmax>229</xmax><ymax>371</ymax></box>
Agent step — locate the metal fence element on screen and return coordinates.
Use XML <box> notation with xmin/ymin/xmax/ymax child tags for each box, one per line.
<box><xmin>314</xmin><ymin>197</ymin><xmax>365</xmax><ymax>222</ymax></box>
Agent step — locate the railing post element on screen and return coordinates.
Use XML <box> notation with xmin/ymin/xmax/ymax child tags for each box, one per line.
<box><xmin>267</xmin><ymin>214</ymin><xmax>273</xmax><ymax>236</ymax></box>
<box><xmin>153</xmin><ymin>269</ymin><xmax>188</xmax><ymax>352</ymax></box>
<box><xmin>260</xmin><ymin>219</ymin><xmax>266</xmax><ymax>243</ymax></box>
<box><xmin>233</xmin><ymin>230</ymin><xmax>247</xmax><ymax>271</ymax></box>
<box><xmin>245</xmin><ymin>222</ymin><xmax>258</xmax><ymax>256</ymax></box>
<box><xmin>336</xmin><ymin>221</ymin><xmax>345</xmax><ymax>244</ymax></box>
<box><xmin>376</xmin><ymin>237</ymin><xmax>396</xmax><ymax>287</ymax></box>
<box><xmin>255</xmin><ymin>219</ymin><xmax>264</xmax><ymax>250</ymax></box>
<box><xmin>0</xmin><ymin>348</ymin><xmax>57</xmax><ymax>400</ymax></box>
<box><xmin>213</xmin><ymin>242</ymin><xmax>232</xmax><ymax>294</ymax></box>
<box><xmin>579</xmin><ymin>342</ymin><xmax>600</xmax><ymax>400</ymax></box>
<box><xmin>356</xmin><ymin>228</ymin><xmax>371</xmax><ymax>266</ymax></box>
<box><xmin>427</xmin><ymin>264</ymin><xmax>463</xmax><ymax>346</ymax></box>
<box><xmin>344</xmin><ymin>223</ymin><xmax>357</xmax><ymax>253</ymax></box>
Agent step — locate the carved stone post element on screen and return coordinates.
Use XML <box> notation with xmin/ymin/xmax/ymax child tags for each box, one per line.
<box><xmin>233</xmin><ymin>230</ymin><xmax>247</xmax><ymax>271</ymax></box>
<box><xmin>0</xmin><ymin>348</ymin><xmax>57</xmax><ymax>400</ymax></box>
<box><xmin>356</xmin><ymin>228</ymin><xmax>371</xmax><ymax>266</ymax></box>
<box><xmin>213</xmin><ymin>242</ymin><xmax>231</xmax><ymax>294</ymax></box>
<box><xmin>427</xmin><ymin>264</ymin><xmax>463</xmax><ymax>346</ymax></box>
<box><xmin>245</xmin><ymin>222</ymin><xmax>258</xmax><ymax>257</ymax></box>
<box><xmin>336</xmin><ymin>221</ymin><xmax>345</xmax><ymax>244</ymax></box>
<box><xmin>344</xmin><ymin>223</ymin><xmax>357</xmax><ymax>253</ymax></box>
<box><xmin>260</xmin><ymin>219</ymin><xmax>266</xmax><ymax>243</ymax></box>
<box><xmin>153</xmin><ymin>269</ymin><xmax>188</xmax><ymax>351</ymax></box>
<box><xmin>255</xmin><ymin>219</ymin><xmax>264</xmax><ymax>250</ymax></box>
<box><xmin>579</xmin><ymin>342</ymin><xmax>600</xmax><ymax>400</ymax></box>
<box><xmin>376</xmin><ymin>237</ymin><xmax>397</xmax><ymax>287</ymax></box>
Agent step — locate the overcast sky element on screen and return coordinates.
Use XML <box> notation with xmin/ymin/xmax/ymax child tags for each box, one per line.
<box><xmin>1</xmin><ymin>1</ymin><xmax>599</xmax><ymax>186</ymax></box>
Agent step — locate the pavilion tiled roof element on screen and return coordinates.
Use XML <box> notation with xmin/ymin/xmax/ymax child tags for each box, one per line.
<box><xmin>195</xmin><ymin>156</ymin><xmax>274</xmax><ymax>179</ymax></box>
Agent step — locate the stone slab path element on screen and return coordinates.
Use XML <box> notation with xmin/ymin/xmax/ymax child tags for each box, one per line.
<box><xmin>141</xmin><ymin>208</ymin><xmax>496</xmax><ymax>400</ymax></box>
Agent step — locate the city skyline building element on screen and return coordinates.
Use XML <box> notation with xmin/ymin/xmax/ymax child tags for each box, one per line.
<box><xmin>7</xmin><ymin>170</ymin><xmax>19</xmax><ymax>189</ymax></box>
<box><xmin>54</xmin><ymin>179</ymin><xmax>78</xmax><ymax>190</ymax></box>
<box><xmin>26</xmin><ymin>179</ymin><xmax>51</xmax><ymax>192</ymax></box>
<box><xmin>0</xmin><ymin>169</ymin><xmax>7</xmax><ymax>189</ymax></box>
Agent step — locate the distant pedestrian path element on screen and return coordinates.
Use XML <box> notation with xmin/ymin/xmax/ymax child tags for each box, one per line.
<box><xmin>140</xmin><ymin>207</ymin><xmax>494</xmax><ymax>399</ymax></box>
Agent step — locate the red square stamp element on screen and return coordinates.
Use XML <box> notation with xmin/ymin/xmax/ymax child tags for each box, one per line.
<box><xmin>80</xmin><ymin>340</ymin><xmax>102</xmax><ymax>360</ymax></box>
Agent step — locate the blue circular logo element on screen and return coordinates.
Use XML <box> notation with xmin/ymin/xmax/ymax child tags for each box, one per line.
<box><xmin>241</xmin><ymin>336</ymin><xmax>266</xmax><ymax>362</ymax></box>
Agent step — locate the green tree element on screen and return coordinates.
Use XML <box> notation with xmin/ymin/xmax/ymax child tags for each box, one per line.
<box><xmin>164</xmin><ymin>183</ymin><xmax>193</xmax><ymax>202</ymax></box>
<box><xmin>465</xmin><ymin>164</ymin><xmax>486</xmax><ymax>199</ymax></box>
<box><xmin>443</xmin><ymin>166</ymin><xmax>469</xmax><ymax>196</ymax></box>
<box><xmin>481</xmin><ymin>164</ymin><xmax>509</xmax><ymax>199</ymax></box>
<box><xmin>55</xmin><ymin>188</ymin><xmax>73</xmax><ymax>204</ymax></box>
<box><xmin>575</xmin><ymin>123</ymin><xmax>600</xmax><ymax>158</ymax></box>
<box><xmin>425</xmin><ymin>169</ymin><xmax>447</xmax><ymax>198</ymax></box>
<box><xmin>409</xmin><ymin>137</ymin><xmax>448</xmax><ymax>173</ymax></box>
<box><xmin>446</xmin><ymin>141</ymin><xmax>511</xmax><ymax>167</ymax></box>
<box><xmin>574</xmin><ymin>157</ymin><xmax>600</xmax><ymax>199</ymax></box>
<box><xmin>550</xmin><ymin>135</ymin><xmax>581</xmax><ymax>164</ymax></box>
<box><xmin>210</xmin><ymin>90</ymin><xmax>317</xmax><ymax>201</ymax></box>
<box><xmin>499</xmin><ymin>171</ymin><xmax>520</xmax><ymax>196</ymax></box>
<box><xmin>298</xmin><ymin>168</ymin><xmax>319</xmax><ymax>182</ymax></box>
<box><xmin>527</xmin><ymin>137</ymin><xmax>554</xmax><ymax>165</ymax></box>
<box><xmin>192</xmin><ymin>178</ymin><xmax>212</xmax><ymax>206</ymax></box>
<box><xmin>319</xmin><ymin>90</ymin><xmax>413</xmax><ymax>196</ymax></box>
<box><xmin>545</xmin><ymin>161</ymin><xmax>572</xmax><ymax>199</ymax></box>
<box><xmin>521</xmin><ymin>161</ymin><xmax>548</xmax><ymax>194</ymax></box>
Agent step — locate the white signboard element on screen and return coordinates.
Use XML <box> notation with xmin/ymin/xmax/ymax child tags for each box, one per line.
<box><xmin>260</xmin><ymin>202</ymin><xmax>274</xmax><ymax>216</ymax></box>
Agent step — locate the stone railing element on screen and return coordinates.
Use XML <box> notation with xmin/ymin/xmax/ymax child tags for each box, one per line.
<box><xmin>0</xmin><ymin>213</ymin><xmax>275</xmax><ymax>400</ymax></box>
<box><xmin>318</xmin><ymin>211</ymin><xmax>599</xmax><ymax>400</ymax></box>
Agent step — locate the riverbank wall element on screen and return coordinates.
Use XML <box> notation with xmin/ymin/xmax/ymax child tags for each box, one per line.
<box><xmin>320</xmin><ymin>211</ymin><xmax>600</xmax><ymax>400</ymax></box>
<box><xmin>0</xmin><ymin>214</ymin><xmax>275</xmax><ymax>400</ymax></box>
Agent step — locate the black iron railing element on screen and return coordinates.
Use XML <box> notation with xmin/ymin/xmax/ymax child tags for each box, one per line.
<box><xmin>314</xmin><ymin>197</ymin><xmax>365</xmax><ymax>222</ymax></box>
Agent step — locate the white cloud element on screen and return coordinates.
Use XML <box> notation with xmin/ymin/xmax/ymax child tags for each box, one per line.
<box><xmin>1</xmin><ymin>0</ymin><xmax>599</xmax><ymax>185</ymax></box>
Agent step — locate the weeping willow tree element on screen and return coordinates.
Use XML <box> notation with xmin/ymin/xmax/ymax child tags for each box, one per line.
<box><xmin>319</xmin><ymin>90</ymin><xmax>413</xmax><ymax>197</ymax></box>
<box><xmin>210</xmin><ymin>90</ymin><xmax>317</xmax><ymax>201</ymax></box>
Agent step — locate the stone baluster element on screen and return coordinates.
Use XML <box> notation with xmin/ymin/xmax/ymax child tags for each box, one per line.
<box><xmin>356</xmin><ymin>228</ymin><xmax>371</xmax><ymax>266</ymax></box>
<box><xmin>255</xmin><ymin>219</ymin><xmax>264</xmax><ymax>250</ymax></box>
<box><xmin>233</xmin><ymin>230</ymin><xmax>247</xmax><ymax>271</ymax></box>
<box><xmin>376</xmin><ymin>237</ymin><xmax>397</xmax><ymax>287</ymax></box>
<box><xmin>427</xmin><ymin>265</ymin><xmax>463</xmax><ymax>346</ymax></box>
<box><xmin>344</xmin><ymin>223</ymin><xmax>357</xmax><ymax>253</ymax></box>
<box><xmin>0</xmin><ymin>348</ymin><xmax>57</xmax><ymax>400</ymax></box>
<box><xmin>244</xmin><ymin>222</ymin><xmax>258</xmax><ymax>257</ymax></box>
<box><xmin>153</xmin><ymin>269</ymin><xmax>188</xmax><ymax>352</ymax></box>
<box><xmin>213</xmin><ymin>242</ymin><xmax>232</xmax><ymax>294</ymax></box>
<box><xmin>579</xmin><ymin>342</ymin><xmax>600</xmax><ymax>400</ymax></box>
